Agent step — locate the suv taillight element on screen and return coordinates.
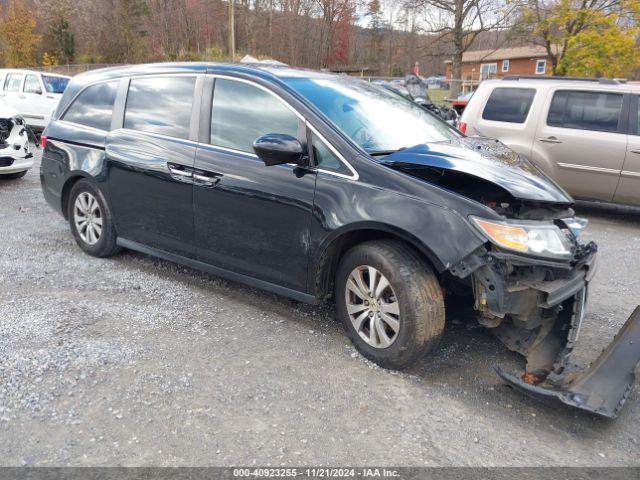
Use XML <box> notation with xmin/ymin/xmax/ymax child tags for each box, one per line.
<box><xmin>458</xmin><ymin>122</ymin><xmax>467</xmax><ymax>134</ymax></box>
<box><xmin>40</xmin><ymin>135</ymin><xmax>47</xmax><ymax>148</ymax></box>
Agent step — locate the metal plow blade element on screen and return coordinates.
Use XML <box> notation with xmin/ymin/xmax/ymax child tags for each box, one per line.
<box><xmin>494</xmin><ymin>306</ymin><xmax>640</xmax><ymax>418</ymax></box>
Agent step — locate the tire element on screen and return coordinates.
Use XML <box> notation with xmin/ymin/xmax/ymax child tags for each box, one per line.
<box><xmin>1</xmin><ymin>170</ymin><xmax>28</xmax><ymax>180</ymax></box>
<box><xmin>67</xmin><ymin>179</ymin><xmax>120</xmax><ymax>257</ymax></box>
<box><xmin>335</xmin><ymin>240</ymin><xmax>445</xmax><ymax>370</ymax></box>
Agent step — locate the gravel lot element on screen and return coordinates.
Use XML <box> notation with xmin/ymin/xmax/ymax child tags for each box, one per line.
<box><xmin>1</xmin><ymin>150</ymin><xmax>639</xmax><ymax>466</ymax></box>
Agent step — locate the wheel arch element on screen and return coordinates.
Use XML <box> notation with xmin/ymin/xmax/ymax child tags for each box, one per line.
<box><xmin>310</xmin><ymin>223</ymin><xmax>445</xmax><ymax>300</ymax></box>
<box><xmin>60</xmin><ymin>172</ymin><xmax>97</xmax><ymax>220</ymax></box>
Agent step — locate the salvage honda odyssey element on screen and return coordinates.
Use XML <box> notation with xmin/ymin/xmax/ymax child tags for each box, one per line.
<box><xmin>40</xmin><ymin>63</ymin><xmax>639</xmax><ymax>418</ymax></box>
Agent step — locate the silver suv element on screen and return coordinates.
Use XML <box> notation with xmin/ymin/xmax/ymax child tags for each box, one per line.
<box><xmin>459</xmin><ymin>77</ymin><xmax>640</xmax><ymax>206</ymax></box>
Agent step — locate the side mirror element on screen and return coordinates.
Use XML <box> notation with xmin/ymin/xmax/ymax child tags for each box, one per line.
<box><xmin>253</xmin><ymin>133</ymin><xmax>304</xmax><ymax>167</ymax></box>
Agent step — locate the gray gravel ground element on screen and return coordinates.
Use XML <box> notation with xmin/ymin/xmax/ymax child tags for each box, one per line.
<box><xmin>1</xmin><ymin>150</ymin><xmax>639</xmax><ymax>466</ymax></box>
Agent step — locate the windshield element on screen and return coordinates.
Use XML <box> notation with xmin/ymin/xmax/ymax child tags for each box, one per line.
<box><xmin>285</xmin><ymin>76</ymin><xmax>461</xmax><ymax>153</ymax></box>
<box><xmin>41</xmin><ymin>75</ymin><xmax>69</xmax><ymax>94</ymax></box>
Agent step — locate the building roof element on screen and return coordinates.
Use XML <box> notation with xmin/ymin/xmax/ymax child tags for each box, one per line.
<box><xmin>444</xmin><ymin>45</ymin><xmax>562</xmax><ymax>64</ymax></box>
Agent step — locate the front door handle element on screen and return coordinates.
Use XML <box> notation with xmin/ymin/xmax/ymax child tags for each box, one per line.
<box><xmin>193</xmin><ymin>171</ymin><xmax>222</xmax><ymax>187</ymax></box>
<box><xmin>538</xmin><ymin>136</ymin><xmax>562</xmax><ymax>144</ymax></box>
<box><xmin>630</xmin><ymin>150</ymin><xmax>640</xmax><ymax>155</ymax></box>
<box><xmin>168</xmin><ymin>163</ymin><xmax>193</xmax><ymax>180</ymax></box>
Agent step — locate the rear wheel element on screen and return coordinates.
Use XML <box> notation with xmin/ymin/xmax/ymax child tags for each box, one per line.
<box><xmin>68</xmin><ymin>179</ymin><xmax>120</xmax><ymax>257</ymax></box>
<box><xmin>335</xmin><ymin>240</ymin><xmax>445</xmax><ymax>370</ymax></box>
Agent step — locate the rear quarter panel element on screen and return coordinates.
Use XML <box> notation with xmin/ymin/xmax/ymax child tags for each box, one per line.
<box><xmin>40</xmin><ymin>121</ymin><xmax>109</xmax><ymax>217</ymax></box>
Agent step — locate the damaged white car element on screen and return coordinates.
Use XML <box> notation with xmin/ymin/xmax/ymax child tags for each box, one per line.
<box><xmin>0</xmin><ymin>107</ymin><xmax>35</xmax><ymax>180</ymax></box>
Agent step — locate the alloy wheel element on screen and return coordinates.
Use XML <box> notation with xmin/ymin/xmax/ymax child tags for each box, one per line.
<box><xmin>73</xmin><ymin>192</ymin><xmax>102</xmax><ymax>245</ymax></box>
<box><xmin>345</xmin><ymin>265</ymin><xmax>400</xmax><ymax>349</ymax></box>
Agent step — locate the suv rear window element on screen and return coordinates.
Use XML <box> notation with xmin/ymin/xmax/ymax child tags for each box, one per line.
<box><xmin>62</xmin><ymin>81</ymin><xmax>118</xmax><ymax>131</ymax></box>
<box><xmin>482</xmin><ymin>87</ymin><xmax>536</xmax><ymax>123</ymax></box>
<box><xmin>547</xmin><ymin>90</ymin><xmax>623</xmax><ymax>133</ymax></box>
<box><xmin>124</xmin><ymin>76</ymin><xmax>196</xmax><ymax>139</ymax></box>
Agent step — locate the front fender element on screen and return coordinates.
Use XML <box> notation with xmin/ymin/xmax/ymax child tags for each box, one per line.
<box><xmin>309</xmin><ymin>172</ymin><xmax>489</xmax><ymax>287</ymax></box>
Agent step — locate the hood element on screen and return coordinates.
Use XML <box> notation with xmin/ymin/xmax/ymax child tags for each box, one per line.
<box><xmin>380</xmin><ymin>137</ymin><xmax>572</xmax><ymax>204</ymax></box>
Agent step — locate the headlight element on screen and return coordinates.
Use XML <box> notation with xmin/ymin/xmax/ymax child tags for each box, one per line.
<box><xmin>470</xmin><ymin>216</ymin><xmax>573</xmax><ymax>259</ymax></box>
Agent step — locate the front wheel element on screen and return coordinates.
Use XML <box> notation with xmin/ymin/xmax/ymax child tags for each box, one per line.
<box><xmin>335</xmin><ymin>240</ymin><xmax>445</xmax><ymax>370</ymax></box>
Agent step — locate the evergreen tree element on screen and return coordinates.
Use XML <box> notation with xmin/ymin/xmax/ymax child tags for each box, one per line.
<box><xmin>44</xmin><ymin>15</ymin><xmax>75</xmax><ymax>64</ymax></box>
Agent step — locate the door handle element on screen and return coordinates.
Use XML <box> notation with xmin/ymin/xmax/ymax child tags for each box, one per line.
<box><xmin>193</xmin><ymin>171</ymin><xmax>222</xmax><ymax>187</ymax></box>
<box><xmin>538</xmin><ymin>136</ymin><xmax>562</xmax><ymax>144</ymax></box>
<box><xmin>168</xmin><ymin>163</ymin><xmax>193</xmax><ymax>179</ymax></box>
<box><xmin>630</xmin><ymin>150</ymin><xmax>640</xmax><ymax>155</ymax></box>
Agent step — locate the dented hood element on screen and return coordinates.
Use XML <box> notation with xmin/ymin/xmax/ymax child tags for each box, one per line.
<box><xmin>380</xmin><ymin>137</ymin><xmax>573</xmax><ymax>204</ymax></box>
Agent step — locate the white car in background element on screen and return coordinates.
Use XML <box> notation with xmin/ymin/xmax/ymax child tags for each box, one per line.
<box><xmin>0</xmin><ymin>107</ymin><xmax>34</xmax><ymax>180</ymax></box>
<box><xmin>0</xmin><ymin>69</ymin><xmax>70</xmax><ymax>131</ymax></box>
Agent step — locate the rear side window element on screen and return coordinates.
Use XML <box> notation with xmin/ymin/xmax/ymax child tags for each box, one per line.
<box><xmin>482</xmin><ymin>87</ymin><xmax>536</xmax><ymax>123</ymax></box>
<box><xmin>63</xmin><ymin>81</ymin><xmax>118</xmax><ymax>131</ymax></box>
<box><xmin>24</xmin><ymin>75</ymin><xmax>41</xmax><ymax>94</ymax></box>
<box><xmin>42</xmin><ymin>75</ymin><xmax>69</xmax><ymax>94</ymax></box>
<box><xmin>211</xmin><ymin>78</ymin><xmax>299</xmax><ymax>153</ymax></box>
<box><xmin>124</xmin><ymin>76</ymin><xmax>196</xmax><ymax>139</ymax></box>
<box><xmin>4</xmin><ymin>74</ymin><xmax>22</xmax><ymax>92</ymax></box>
<box><xmin>547</xmin><ymin>90</ymin><xmax>623</xmax><ymax>133</ymax></box>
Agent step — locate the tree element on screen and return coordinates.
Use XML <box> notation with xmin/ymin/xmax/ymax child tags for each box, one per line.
<box><xmin>44</xmin><ymin>15</ymin><xmax>75</xmax><ymax>64</ymax></box>
<box><xmin>518</xmin><ymin>0</ymin><xmax>640</xmax><ymax>75</ymax></box>
<box><xmin>314</xmin><ymin>0</ymin><xmax>359</xmax><ymax>68</ymax></box>
<box><xmin>102</xmin><ymin>0</ymin><xmax>151</xmax><ymax>62</ymax></box>
<box><xmin>366</xmin><ymin>0</ymin><xmax>385</xmax><ymax>70</ymax></box>
<box><xmin>329</xmin><ymin>1</ymin><xmax>354</xmax><ymax>64</ymax></box>
<box><xmin>0</xmin><ymin>0</ymin><xmax>41</xmax><ymax>67</ymax></box>
<box><xmin>408</xmin><ymin>0</ymin><xmax>514</xmax><ymax>97</ymax></box>
<box><xmin>559</xmin><ymin>13</ymin><xmax>639</xmax><ymax>76</ymax></box>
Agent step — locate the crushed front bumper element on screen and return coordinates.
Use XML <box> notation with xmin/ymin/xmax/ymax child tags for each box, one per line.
<box><xmin>495</xmin><ymin>306</ymin><xmax>640</xmax><ymax>418</ymax></box>
<box><xmin>452</xmin><ymin>245</ymin><xmax>640</xmax><ymax>418</ymax></box>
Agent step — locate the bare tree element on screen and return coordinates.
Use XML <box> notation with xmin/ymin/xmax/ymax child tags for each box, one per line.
<box><xmin>408</xmin><ymin>0</ymin><xmax>514</xmax><ymax>97</ymax></box>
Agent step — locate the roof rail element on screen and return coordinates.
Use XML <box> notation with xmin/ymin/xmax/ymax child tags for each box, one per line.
<box><xmin>502</xmin><ymin>75</ymin><xmax>622</xmax><ymax>85</ymax></box>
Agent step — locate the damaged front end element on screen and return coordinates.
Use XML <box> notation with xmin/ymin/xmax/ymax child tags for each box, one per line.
<box><xmin>0</xmin><ymin>113</ymin><xmax>35</xmax><ymax>167</ymax></box>
<box><xmin>450</xmin><ymin>231</ymin><xmax>639</xmax><ymax>418</ymax></box>
<box><xmin>380</xmin><ymin>138</ymin><xmax>640</xmax><ymax>418</ymax></box>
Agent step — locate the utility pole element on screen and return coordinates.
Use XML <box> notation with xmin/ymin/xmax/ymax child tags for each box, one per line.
<box><xmin>228</xmin><ymin>0</ymin><xmax>236</xmax><ymax>60</ymax></box>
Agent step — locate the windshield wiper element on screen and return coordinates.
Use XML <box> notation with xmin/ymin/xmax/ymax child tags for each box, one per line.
<box><xmin>368</xmin><ymin>147</ymin><xmax>405</xmax><ymax>156</ymax></box>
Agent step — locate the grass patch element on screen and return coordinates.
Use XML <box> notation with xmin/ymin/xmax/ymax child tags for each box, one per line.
<box><xmin>428</xmin><ymin>89</ymin><xmax>451</xmax><ymax>106</ymax></box>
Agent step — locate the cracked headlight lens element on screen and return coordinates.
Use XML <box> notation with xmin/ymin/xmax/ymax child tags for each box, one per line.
<box><xmin>471</xmin><ymin>217</ymin><xmax>573</xmax><ymax>259</ymax></box>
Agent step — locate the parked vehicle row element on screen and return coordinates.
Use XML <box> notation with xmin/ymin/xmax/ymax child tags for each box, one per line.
<box><xmin>0</xmin><ymin>107</ymin><xmax>34</xmax><ymax>179</ymax></box>
<box><xmin>374</xmin><ymin>76</ymin><xmax>459</xmax><ymax>125</ymax></box>
<box><xmin>460</xmin><ymin>76</ymin><xmax>640</xmax><ymax>206</ymax></box>
<box><xmin>0</xmin><ymin>69</ymin><xmax>70</xmax><ymax>179</ymax></box>
<box><xmin>39</xmin><ymin>63</ymin><xmax>640</xmax><ymax>418</ymax></box>
<box><xmin>0</xmin><ymin>69</ymin><xmax>70</xmax><ymax>131</ymax></box>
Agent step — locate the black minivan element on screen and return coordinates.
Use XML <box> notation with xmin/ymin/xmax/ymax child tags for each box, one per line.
<box><xmin>42</xmin><ymin>63</ymin><xmax>629</xmax><ymax>414</ymax></box>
